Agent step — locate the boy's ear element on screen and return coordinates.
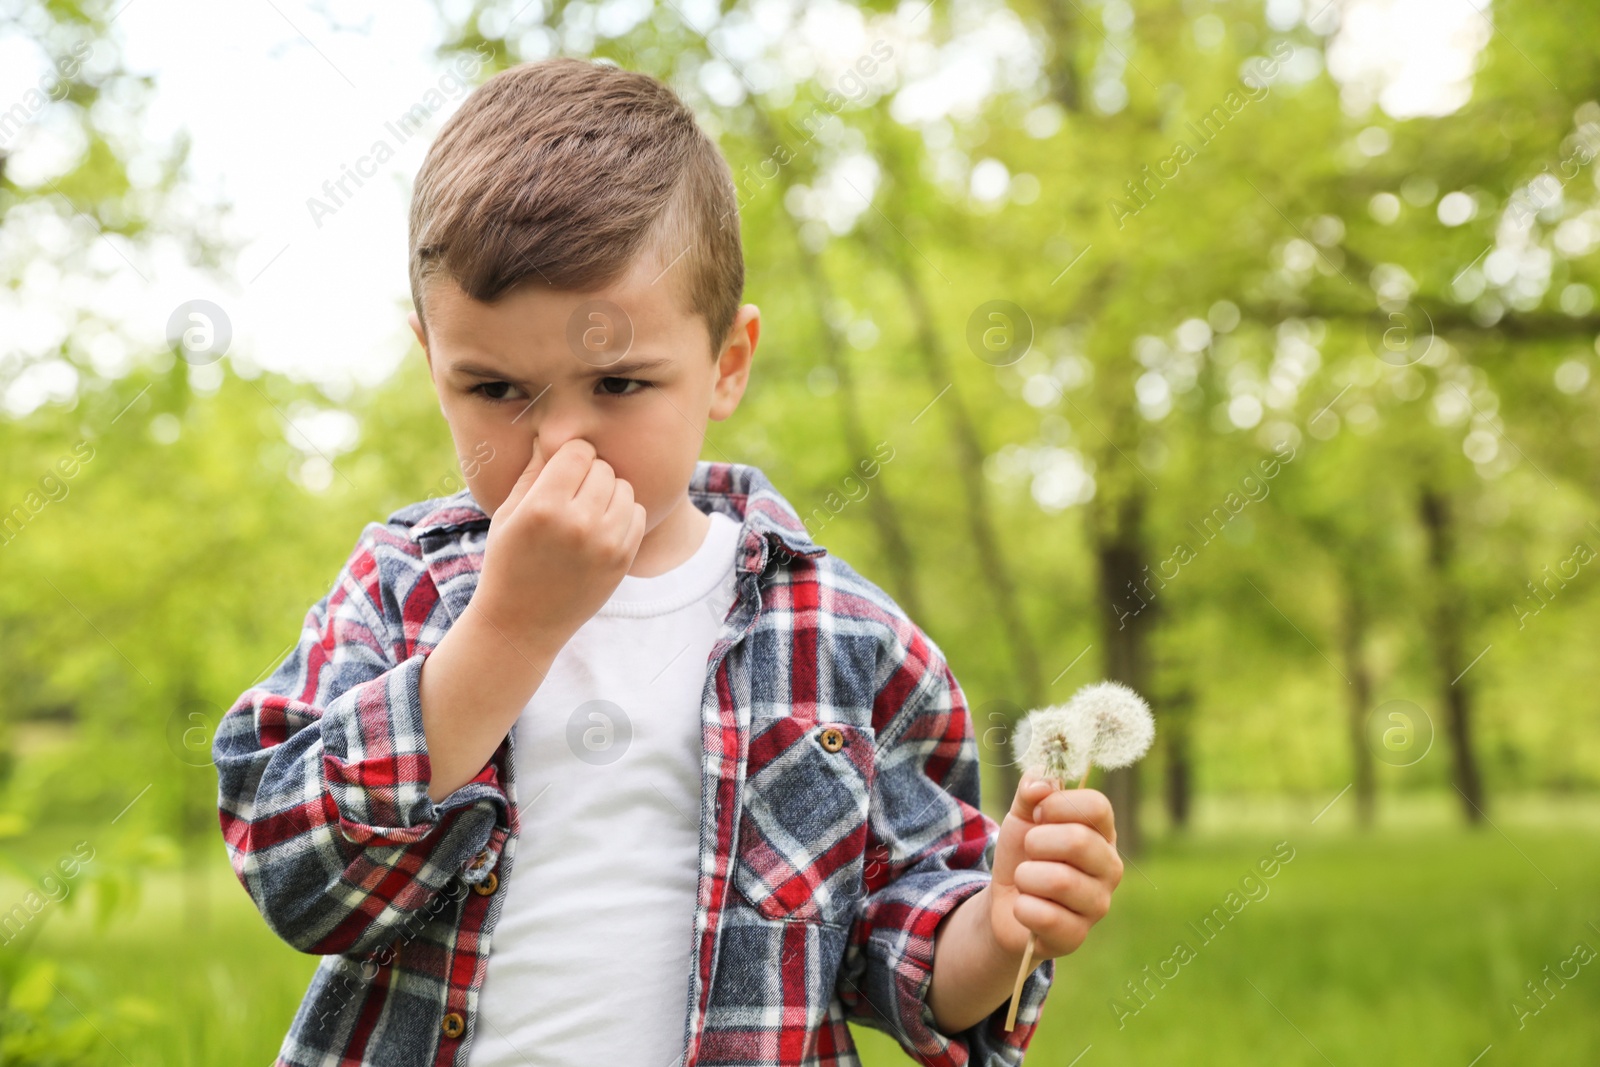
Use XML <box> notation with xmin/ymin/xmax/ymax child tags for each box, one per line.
<box><xmin>409</xmin><ymin>311</ymin><xmax>431</xmax><ymax>373</ymax></box>
<box><xmin>410</xmin><ymin>311</ymin><xmax>446</xmax><ymax>416</ymax></box>
<box><xmin>709</xmin><ymin>304</ymin><xmax>758</xmax><ymax>422</ymax></box>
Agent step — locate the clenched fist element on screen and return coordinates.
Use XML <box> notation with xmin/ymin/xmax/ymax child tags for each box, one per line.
<box><xmin>471</xmin><ymin>437</ymin><xmax>648</xmax><ymax>650</ymax></box>
<box><xmin>987</xmin><ymin>772</ymin><xmax>1124</xmax><ymax>961</ymax></box>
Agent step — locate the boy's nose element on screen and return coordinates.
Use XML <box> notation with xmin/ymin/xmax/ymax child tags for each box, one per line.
<box><xmin>522</xmin><ymin>393</ymin><xmax>597</xmax><ymax>456</ymax></box>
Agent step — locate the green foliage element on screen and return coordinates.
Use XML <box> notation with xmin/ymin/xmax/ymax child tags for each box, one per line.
<box><xmin>3</xmin><ymin>810</ymin><xmax>1594</xmax><ymax>1062</ymax></box>
<box><xmin>3</xmin><ymin>0</ymin><xmax>1600</xmax><ymax>1056</ymax></box>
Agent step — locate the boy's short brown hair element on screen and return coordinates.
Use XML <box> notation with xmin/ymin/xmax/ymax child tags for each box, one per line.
<box><xmin>408</xmin><ymin>57</ymin><xmax>743</xmax><ymax>356</ymax></box>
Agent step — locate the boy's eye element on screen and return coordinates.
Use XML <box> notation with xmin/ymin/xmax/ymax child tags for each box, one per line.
<box><xmin>470</xmin><ymin>378</ymin><xmax>651</xmax><ymax>403</ymax></box>
<box><xmin>471</xmin><ymin>381</ymin><xmax>525</xmax><ymax>402</ymax></box>
<box><xmin>596</xmin><ymin>377</ymin><xmax>650</xmax><ymax>397</ymax></box>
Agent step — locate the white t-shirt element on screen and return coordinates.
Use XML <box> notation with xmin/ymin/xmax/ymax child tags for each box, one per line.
<box><xmin>466</xmin><ymin>508</ymin><xmax>743</xmax><ymax>1066</ymax></box>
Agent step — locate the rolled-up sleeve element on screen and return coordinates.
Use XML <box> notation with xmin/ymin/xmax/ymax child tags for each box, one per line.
<box><xmin>835</xmin><ymin>622</ymin><xmax>1054</xmax><ymax>1065</ymax></box>
<box><xmin>212</xmin><ymin>523</ymin><xmax>509</xmax><ymax>957</ymax></box>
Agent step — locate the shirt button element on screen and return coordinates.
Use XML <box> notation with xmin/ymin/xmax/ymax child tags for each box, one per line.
<box><xmin>468</xmin><ymin>848</ymin><xmax>491</xmax><ymax>870</ymax></box>
<box><xmin>441</xmin><ymin>1012</ymin><xmax>465</xmax><ymax>1039</ymax></box>
<box><xmin>471</xmin><ymin>872</ymin><xmax>499</xmax><ymax>896</ymax></box>
<box><xmin>819</xmin><ymin>727</ymin><xmax>845</xmax><ymax>752</ymax></box>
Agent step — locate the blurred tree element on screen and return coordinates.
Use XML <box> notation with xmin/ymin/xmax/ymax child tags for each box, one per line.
<box><xmin>417</xmin><ymin>0</ymin><xmax>1600</xmax><ymax>847</ymax></box>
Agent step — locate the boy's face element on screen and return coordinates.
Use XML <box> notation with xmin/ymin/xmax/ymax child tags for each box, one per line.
<box><xmin>409</xmin><ymin>250</ymin><xmax>757</xmax><ymax>531</ymax></box>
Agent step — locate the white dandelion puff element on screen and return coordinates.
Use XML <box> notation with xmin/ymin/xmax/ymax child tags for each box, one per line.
<box><xmin>1067</xmin><ymin>680</ymin><xmax>1155</xmax><ymax>771</ymax></box>
<box><xmin>1011</xmin><ymin>702</ymin><xmax>1094</xmax><ymax>787</ymax></box>
<box><xmin>1004</xmin><ymin>678</ymin><xmax>1156</xmax><ymax>1034</ymax></box>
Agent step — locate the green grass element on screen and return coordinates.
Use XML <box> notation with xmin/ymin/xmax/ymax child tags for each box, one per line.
<box><xmin>983</xmin><ymin>827</ymin><xmax>1599</xmax><ymax>1067</ymax></box>
<box><xmin>6</xmin><ymin>793</ymin><xmax>1599</xmax><ymax>1065</ymax></box>
<box><xmin>0</xmin><ymin>856</ymin><xmax>316</xmax><ymax>1065</ymax></box>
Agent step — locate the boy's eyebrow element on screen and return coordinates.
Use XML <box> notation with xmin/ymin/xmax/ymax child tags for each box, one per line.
<box><xmin>449</xmin><ymin>355</ymin><xmax>676</xmax><ymax>380</ymax></box>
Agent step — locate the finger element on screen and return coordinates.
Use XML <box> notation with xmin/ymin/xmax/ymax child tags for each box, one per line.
<box><xmin>1034</xmin><ymin>787</ymin><xmax>1116</xmax><ymax>844</ymax></box>
<box><xmin>573</xmin><ymin>453</ymin><xmax>617</xmax><ymax>516</ymax></box>
<box><xmin>994</xmin><ymin>774</ymin><xmax>1053</xmax><ymax>890</ymax></box>
<box><xmin>529</xmin><ymin>438</ymin><xmax>598</xmax><ymax>505</ymax></box>
<box><xmin>1009</xmin><ymin>771</ymin><xmax>1060</xmax><ymax>824</ymax></box>
<box><xmin>1011</xmin><ymin>889</ymin><xmax>1093</xmax><ymax>952</ymax></box>
<box><xmin>495</xmin><ymin>435</ymin><xmax>548</xmax><ymax>520</ymax></box>
<box><xmin>1015</xmin><ymin>860</ymin><xmax>1113</xmax><ymax>922</ymax></box>
<box><xmin>625</xmin><ymin>501</ymin><xmax>647</xmax><ymax>554</ymax></box>
<box><xmin>601</xmin><ymin>471</ymin><xmax>635</xmax><ymax>523</ymax></box>
<box><xmin>600</xmin><ymin>477</ymin><xmax>643</xmax><ymax>553</ymax></box>
<box><xmin>615</xmin><ymin>501</ymin><xmax>646</xmax><ymax>565</ymax></box>
<box><xmin>1023</xmin><ymin>822</ymin><xmax>1122</xmax><ymax>880</ymax></box>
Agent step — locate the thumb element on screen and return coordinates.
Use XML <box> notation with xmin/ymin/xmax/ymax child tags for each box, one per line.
<box><xmin>495</xmin><ymin>436</ymin><xmax>549</xmax><ymax>521</ymax></box>
<box><xmin>1009</xmin><ymin>772</ymin><xmax>1058</xmax><ymax>824</ymax></box>
<box><xmin>993</xmin><ymin>773</ymin><xmax>1057</xmax><ymax>889</ymax></box>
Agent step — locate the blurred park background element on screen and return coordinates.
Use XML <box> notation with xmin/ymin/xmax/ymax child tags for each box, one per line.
<box><xmin>3</xmin><ymin>0</ymin><xmax>1599</xmax><ymax>1062</ymax></box>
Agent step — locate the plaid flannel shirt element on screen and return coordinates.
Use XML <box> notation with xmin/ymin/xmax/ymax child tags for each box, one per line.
<box><xmin>214</xmin><ymin>459</ymin><xmax>1054</xmax><ymax>1066</ymax></box>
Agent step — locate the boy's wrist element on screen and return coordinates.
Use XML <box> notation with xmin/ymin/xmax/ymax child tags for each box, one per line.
<box><xmin>431</xmin><ymin>604</ymin><xmax>563</xmax><ymax>698</ymax></box>
<box><xmin>928</xmin><ymin>884</ymin><xmax>1029</xmax><ymax>1034</ymax></box>
<box><xmin>465</xmin><ymin>589</ymin><xmax>572</xmax><ymax>659</ymax></box>
<box><xmin>419</xmin><ymin>604</ymin><xmax>565</xmax><ymax>804</ymax></box>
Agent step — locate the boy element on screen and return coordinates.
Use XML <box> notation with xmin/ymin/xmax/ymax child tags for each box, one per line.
<box><xmin>214</xmin><ymin>56</ymin><xmax>1124</xmax><ymax>1067</ymax></box>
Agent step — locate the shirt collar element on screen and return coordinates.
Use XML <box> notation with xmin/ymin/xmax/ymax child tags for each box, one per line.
<box><xmin>405</xmin><ymin>459</ymin><xmax>826</xmax><ymax>571</ymax></box>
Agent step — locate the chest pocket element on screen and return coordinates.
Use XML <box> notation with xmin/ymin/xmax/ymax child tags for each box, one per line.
<box><xmin>733</xmin><ymin>716</ymin><xmax>876</xmax><ymax>926</ymax></box>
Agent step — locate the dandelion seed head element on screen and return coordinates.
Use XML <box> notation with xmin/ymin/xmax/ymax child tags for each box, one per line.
<box><xmin>1068</xmin><ymin>680</ymin><xmax>1155</xmax><ymax>769</ymax></box>
<box><xmin>1012</xmin><ymin>702</ymin><xmax>1094</xmax><ymax>786</ymax></box>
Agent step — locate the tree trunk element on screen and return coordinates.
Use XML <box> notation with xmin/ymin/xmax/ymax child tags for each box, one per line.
<box><xmin>1417</xmin><ymin>486</ymin><xmax>1486</xmax><ymax>824</ymax></box>
<box><xmin>1337</xmin><ymin>577</ymin><xmax>1377</xmax><ymax>828</ymax></box>
<box><xmin>745</xmin><ymin>105</ymin><xmax>928</xmax><ymax>627</ymax></box>
<box><xmin>1094</xmin><ymin>487</ymin><xmax>1151</xmax><ymax>856</ymax></box>
<box><xmin>1034</xmin><ymin>0</ymin><xmax>1083</xmax><ymax>112</ymax></box>
<box><xmin>859</xmin><ymin>223</ymin><xmax>1047</xmax><ymax>813</ymax></box>
<box><xmin>1160</xmin><ymin>684</ymin><xmax>1194</xmax><ymax>832</ymax></box>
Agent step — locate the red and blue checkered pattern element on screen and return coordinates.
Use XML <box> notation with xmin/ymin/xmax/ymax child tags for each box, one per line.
<box><xmin>213</xmin><ymin>460</ymin><xmax>1055</xmax><ymax>1066</ymax></box>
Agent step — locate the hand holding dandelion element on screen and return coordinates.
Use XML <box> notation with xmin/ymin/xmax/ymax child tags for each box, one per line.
<box><xmin>1001</xmin><ymin>681</ymin><xmax>1154</xmax><ymax>1031</ymax></box>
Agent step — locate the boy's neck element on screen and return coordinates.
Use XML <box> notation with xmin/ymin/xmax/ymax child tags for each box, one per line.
<box><xmin>628</xmin><ymin>492</ymin><xmax>712</xmax><ymax>578</ymax></box>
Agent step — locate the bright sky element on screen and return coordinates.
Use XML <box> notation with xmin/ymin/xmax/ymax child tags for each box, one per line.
<box><xmin>0</xmin><ymin>0</ymin><xmax>1489</xmax><ymax>420</ymax></box>
<box><xmin>0</xmin><ymin>0</ymin><xmax>464</xmax><ymax>413</ymax></box>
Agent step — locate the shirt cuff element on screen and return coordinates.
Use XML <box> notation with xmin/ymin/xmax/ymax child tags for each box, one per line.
<box><xmin>318</xmin><ymin>652</ymin><xmax>510</xmax><ymax>846</ymax></box>
<box><xmin>872</xmin><ymin>871</ymin><xmax>1055</xmax><ymax>1066</ymax></box>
